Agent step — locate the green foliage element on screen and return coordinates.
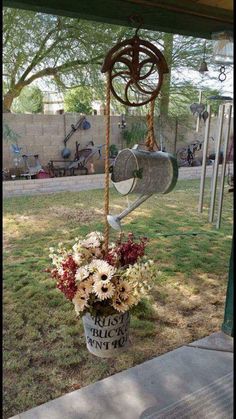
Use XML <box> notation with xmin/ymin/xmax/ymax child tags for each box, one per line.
<box><xmin>159</xmin><ymin>34</ymin><xmax>224</xmax><ymax>116</ymax></box>
<box><xmin>3</xmin><ymin>8</ymin><xmax>226</xmax><ymax>115</ymax></box>
<box><xmin>64</xmin><ymin>87</ymin><xmax>93</xmax><ymax>114</ymax></box>
<box><xmin>3</xmin><ymin>121</ymin><xmax>21</xmax><ymax>143</ymax></box>
<box><xmin>122</xmin><ymin>120</ymin><xmax>147</xmax><ymax>148</ymax></box>
<box><xmin>168</xmin><ymin>83</ymin><xmax>222</xmax><ymax>117</ymax></box>
<box><xmin>131</xmin><ymin>298</ymin><xmax>157</xmax><ymax>320</ymax></box>
<box><xmin>109</xmin><ymin>144</ymin><xmax>118</xmax><ymax>158</ymax></box>
<box><xmin>3</xmin><ymin>7</ymin><xmax>132</xmax><ymax>111</ymax></box>
<box><xmin>12</xmin><ymin>86</ymin><xmax>43</xmax><ymax>114</ymax></box>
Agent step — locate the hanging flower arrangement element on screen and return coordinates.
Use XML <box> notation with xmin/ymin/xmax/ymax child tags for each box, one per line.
<box><xmin>45</xmin><ymin>21</ymin><xmax>171</xmax><ymax>358</ymax></box>
<box><xmin>47</xmin><ymin>231</ymin><xmax>157</xmax><ymax>357</ymax></box>
<box><xmin>47</xmin><ymin>231</ymin><xmax>157</xmax><ymax>318</ymax></box>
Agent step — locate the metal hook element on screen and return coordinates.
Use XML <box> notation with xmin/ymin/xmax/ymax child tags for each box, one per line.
<box><xmin>128</xmin><ymin>14</ymin><xmax>144</xmax><ymax>36</ymax></box>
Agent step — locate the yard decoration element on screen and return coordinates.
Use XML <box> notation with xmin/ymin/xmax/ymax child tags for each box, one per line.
<box><xmin>101</xmin><ymin>18</ymin><xmax>178</xmax><ymax>235</ymax></box>
<box><xmin>48</xmin><ymin>232</ymin><xmax>157</xmax><ymax>357</ymax></box>
<box><xmin>101</xmin><ymin>31</ymin><xmax>169</xmax><ymax>107</ymax></box>
<box><xmin>108</xmin><ymin>146</ymin><xmax>178</xmax><ymax>231</ymax></box>
<box><xmin>48</xmin><ymin>18</ymin><xmax>176</xmax><ymax>358</ymax></box>
<box><xmin>61</xmin><ymin>115</ymin><xmax>91</xmax><ymax>159</ymax></box>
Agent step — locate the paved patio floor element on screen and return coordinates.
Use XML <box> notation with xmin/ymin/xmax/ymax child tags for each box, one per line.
<box><xmin>9</xmin><ymin>331</ymin><xmax>233</xmax><ymax>419</ymax></box>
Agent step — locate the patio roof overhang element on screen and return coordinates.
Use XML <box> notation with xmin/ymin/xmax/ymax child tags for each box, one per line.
<box><xmin>3</xmin><ymin>0</ymin><xmax>233</xmax><ymax>39</ymax></box>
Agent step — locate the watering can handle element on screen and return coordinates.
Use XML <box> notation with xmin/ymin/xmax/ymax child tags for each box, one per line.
<box><xmin>132</xmin><ymin>143</ymin><xmax>157</xmax><ymax>153</ymax></box>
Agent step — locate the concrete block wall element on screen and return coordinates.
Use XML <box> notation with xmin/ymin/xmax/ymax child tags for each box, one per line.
<box><xmin>3</xmin><ymin>114</ymin><xmax>123</xmax><ymax>174</ymax></box>
<box><xmin>3</xmin><ymin>113</ymin><xmax>229</xmax><ymax>175</ymax></box>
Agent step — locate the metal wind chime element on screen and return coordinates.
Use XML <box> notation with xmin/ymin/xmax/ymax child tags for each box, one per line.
<box><xmin>101</xmin><ymin>17</ymin><xmax>178</xmax><ymax>252</ymax></box>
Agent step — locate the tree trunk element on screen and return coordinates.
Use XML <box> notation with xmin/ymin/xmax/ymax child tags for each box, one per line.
<box><xmin>159</xmin><ymin>33</ymin><xmax>174</xmax><ymax>117</ymax></box>
<box><xmin>3</xmin><ymin>84</ymin><xmax>25</xmax><ymax>112</ymax></box>
<box><xmin>3</xmin><ymin>92</ymin><xmax>15</xmax><ymax>113</ymax></box>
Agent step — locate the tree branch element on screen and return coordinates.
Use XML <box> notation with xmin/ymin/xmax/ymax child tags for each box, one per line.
<box><xmin>18</xmin><ymin>24</ymin><xmax>62</xmax><ymax>82</ymax></box>
<box><xmin>23</xmin><ymin>54</ymin><xmax>104</xmax><ymax>85</ymax></box>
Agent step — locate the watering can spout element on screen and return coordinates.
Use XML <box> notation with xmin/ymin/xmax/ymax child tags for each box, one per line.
<box><xmin>107</xmin><ymin>194</ymin><xmax>153</xmax><ymax>231</ymax></box>
<box><xmin>107</xmin><ymin>215</ymin><xmax>122</xmax><ymax>231</ymax></box>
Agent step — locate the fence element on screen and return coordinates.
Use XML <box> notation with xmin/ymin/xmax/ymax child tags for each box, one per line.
<box><xmin>3</xmin><ymin>113</ymin><xmax>221</xmax><ymax>174</ymax></box>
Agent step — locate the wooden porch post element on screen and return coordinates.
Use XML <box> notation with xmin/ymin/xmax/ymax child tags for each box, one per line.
<box><xmin>221</xmin><ymin>238</ymin><xmax>234</xmax><ymax>336</ymax></box>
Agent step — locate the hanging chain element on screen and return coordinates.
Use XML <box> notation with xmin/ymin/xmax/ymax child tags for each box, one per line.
<box><xmin>104</xmin><ymin>73</ymin><xmax>111</xmax><ymax>254</ymax></box>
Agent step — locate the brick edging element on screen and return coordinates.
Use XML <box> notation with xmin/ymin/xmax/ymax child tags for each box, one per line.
<box><xmin>3</xmin><ymin>165</ymin><xmax>225</xmax><ymax>198</ymax></box>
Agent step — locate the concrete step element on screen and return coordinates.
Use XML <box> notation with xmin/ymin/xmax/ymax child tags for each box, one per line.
<box><xmin>9</xmin><ymin>332</ymin><xmax>233</xmax><ymax>419</ymax></box>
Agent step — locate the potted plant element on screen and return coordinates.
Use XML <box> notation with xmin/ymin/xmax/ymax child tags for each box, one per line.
<box><xmin>47</xmin><ymin>231</ymin><xmax>157</xmax><ymax>358</ymax></box>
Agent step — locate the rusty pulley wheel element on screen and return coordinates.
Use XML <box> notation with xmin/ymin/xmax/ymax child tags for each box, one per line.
<box><xmin>101</xmin><ymin>34</ymin><xmax>169</xmax><ymax>107</ymax></box>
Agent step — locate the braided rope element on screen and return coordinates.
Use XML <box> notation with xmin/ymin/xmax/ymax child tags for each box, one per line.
<box><xmin>104</xmin><ymin>73</ymin><xmax>111</xmax><ymax>253</ymax></box>
<box><xmin>145</xmin><ymin>99</ymin><xmax>159</xmax><ymax>151</ymax></box>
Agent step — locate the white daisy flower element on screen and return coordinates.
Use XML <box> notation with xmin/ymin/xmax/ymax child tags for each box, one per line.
<box><xmin>73</xmin><ymin>290</ymin><xmax>89</xmax><ymax>314</ymax></box>
<box><xmin>112</xmin><ymin>297</ymin><xmax>129</xmax><ymax>313</ymax></box>
<box><xmin>79</xmin><ymin>231</ymin><xmax>104</xmax><ymax>249</ymax></box>
<box><xmin>88</xmin><ymin>259</ymin><xmax>103</xmax><ymax>272</ymax></box>
<box><xmin>93</xmin><ymin>261</ymin><xmax>116</xmax><ymax>283</ymax></box>
<box><xmin>87</xmin><ymin>231</ymin><xmax>104</xmax><ymax>240</ymax></box>
<box><xmin>116</xmin><ymin>280</ymin><xmax>132</xmax><ymax>299</ymax></box>
<box><xmin>77</xmin><ymin>278</ymin><xmax>93</xmax><ymax>296</ymax></box>
<box><xmin>80</xmin><ymin>237</ymin><xmax>100</xmax><ymax>248</ymax></box>
<box><xmin>75</xmin><ymin>266</ymin><xmax>90</xmax><ymax>283</ymax></box>
<box><xmin>93</xmin><ymin>281</ymin><xmax>115</xmax><ymax>300</ymax></box>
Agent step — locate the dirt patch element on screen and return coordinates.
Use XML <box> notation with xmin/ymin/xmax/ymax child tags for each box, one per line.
<box><xmin>150</xmin><ymin>271</ymin><xmax>227</xmax><ymax>354</ymax></box>
<box><xmin>48</xmin><ymin>207</ymin><xmax>101</xmax><ymax>223</ymax></box>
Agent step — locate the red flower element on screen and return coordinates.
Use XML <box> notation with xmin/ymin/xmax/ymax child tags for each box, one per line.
<box><xmin>106</xmin><ymin>234</ymin><xmax>148</xmax><ymax>267</ymax></box>
<box><xmin>49</xmin><ymin>255</ymin><xmax>78</xmax><ymax>300</ymax></box>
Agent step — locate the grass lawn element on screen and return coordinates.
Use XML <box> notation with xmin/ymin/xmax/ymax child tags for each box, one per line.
<box><xmin>3</xmin><ymin>178</ymin><xmax>233</xmax><ymax>418</ymax></box>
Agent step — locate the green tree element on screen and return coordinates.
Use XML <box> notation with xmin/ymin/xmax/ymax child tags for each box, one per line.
<box><xmin>158</xmin><ymin>34</ymin><xmax>224</xmax><ymax>116</ymax></box>
<box><xmin>64</xmin><ymin>87</ymin><xmax>93</xmax><ymax>113</ymax></box>
<box><xmin>3</xmin><ymin>7</ymin><xmax>224</xmax><ymax>116</ymax></box>
<box><xmin>3</xmin><ymin>7</ymin><xmax>130</xmax><ymax>112</ymax></box>
<box><xmin>122</xmin><ymin>120</ymin><xmax>147</xmax><ymax>148</ymax></box>
<box><xmin>167</xmin><ymin>83</ymin><xmax>222</xmax><ymax>117</ymax></box>
<box><xmin>11</xmin><ymin>85</ymin><xmax>43</xmax><ymax>113</ymax></box>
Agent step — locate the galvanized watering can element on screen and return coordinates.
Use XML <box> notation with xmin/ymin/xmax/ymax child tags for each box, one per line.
<box><xmin>108</xmin><ymin>145</ymin><xmax>178</xmax><ymax>230</ymax></box>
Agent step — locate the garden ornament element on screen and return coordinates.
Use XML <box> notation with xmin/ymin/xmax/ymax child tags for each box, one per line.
<box><xmin>101</xmin><ymin>27</ymin><xmax>168</xmax><ymax>107</ymax></box>
<box><xmin>201</xmin><ymin>110</ymin><xmax>209</xmax><ymax>122</ymax></box>
<box><xmin>190</xmin><ymin>103</ymin><xmax>205</xmax><ymax>116</ymax></box>
<box><xmin>198</xmin><ymin>60</ymin><xmax>208</xmax><ymax>74</ymax></box>
<box><xmin>10</xmin><ymin>143</ymin><xmax>22</xmax><ymax>154</ymax></box>
<box><xmin>107</xmin><ymin>145</ymin><xmax>178</xmax><ymax>230</ymax></box>
<box><xmin>101</xmin><ymin>15</ymin><xmax>173</xmax><ymax>250</ymax></box>
<box><xmin>198</xmin><ymin>41</ymin><xmax>209</xmax><ymax>74</ymax></box>
<box><xmin>61</xmin><ymin>116</ymin><xmax>91</xmax><ymax>159</ymax></box>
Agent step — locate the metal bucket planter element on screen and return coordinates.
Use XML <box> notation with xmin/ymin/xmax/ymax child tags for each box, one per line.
<box><xmin>82</xmin><ymin>311</ymin><xmax>130</xmax><ymax>358</ymax></box>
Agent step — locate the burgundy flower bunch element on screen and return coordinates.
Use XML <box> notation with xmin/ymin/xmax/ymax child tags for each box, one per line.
<box><xmin>106</xmin><ymin>232</ymin><xmax>148</xmax><ymax>267</ymax></box>
<box><xmin>47</xmin><ymin>231</ymin><xmax>156</xmax><ymax>316</ymax></box>
<box><xmin>51</xmin><ymin>255</ymin><xmax>77</xmax><ymax>300</ymax></box>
